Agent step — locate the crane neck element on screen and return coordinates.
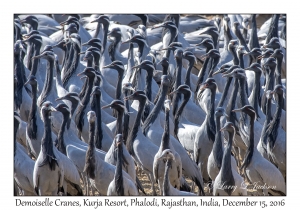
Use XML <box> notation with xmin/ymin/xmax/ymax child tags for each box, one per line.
<box><xmin>185</xmin><ymin>60</ymin><xmax>194</xmax><ymax>88</ymax></box>
<box><xmin>172</xmin><ymin>56</ymin><xmax>182</xmax><ymax>116</ymax></box>
<box><xmin>267</xmin><ymin>92</ymin><xmax>283</xmax><ymax>149</ymax></box>
<box><xmin>249</xmin><ymin>14</ymin><xmax>260</xmax><ymax>50</ymax></box>
<box><xmin>265</xmin><ymin>66</ymin><xmax>275</xmax><ymax>92</ymax></box>
<box><xmin>39</xmin><ymin>58</ymin><xmax>54</xmax><ymax>107</ymax></box>
<box><xmin>57</xmin><ymin>112</ymin><xmax>70</xmax><ymax>155</ymax></box>
<box><xmin>218</xmin><ymin>77</ymin><xmax>232</xmax><ymax>107</ymax></box>
<box><xmin>220</xmin><ymin>129</ymin><xmax>235</xmax><ymax>196</ymax></box>
<box><xmin>115</xmin><ymin>144</ymin><xmax>125</xmax><ymax>195</ymax></box>
<box><xmin>226</xmin><ymin>78</ymin><xmax>239</xmax><ymax>125</ymax></box>
<box><xmin>163</xmin><ymin>159</ymin><xmax>172</xmax><ymax>195</ymax></box>
<box><xmin>241</xmin><ymin>113</ymin><xmax>255</xmax><ymax>171</ymax></box>
<box><xmin>27</xmin><ymin>83</ymin><xmax>38</xmax><ymax>141</ymax></box>
<box><xmin>161</xmin><ymin>109</ymin><xmax>170</xmax><ymax>151</ymax></box>
<box><xmin>91</xmin><ymin>92</ymin><xmax>103</xmax><ymax>150</ymax></box>
<box><xmin>249</xmin><ymin>71</ymin><xmax>262</xmax><ymax>119</ymax></box>
<box><xmin>174</xmin><ymin>92</ymin><xmax>190</xmax><ymax>139</ymax></box>
<box><xmin>122</xmin><ymin>90</ymin><xmax>130</xmax><ymax>144</ymax></box>
<box><xmin>212</xmin><ymin>115</ymin><xmax>223</xmax><ymax>170</ymax></box>
<box><xmin>206</xmin><ymin>87</ymin><xmax>216</xmax><ymax>142</ymax></box>
<box><xmin>126</xmin><ymin>98</ymin><xmax>147</xmax><ymax>155</ymax></box>
<box><xmin>142</xmin><ymin>84</ymin><xmax>168</xmax><ymax>135</ymax></box>
<box><xmin>229</xmin><ymin>47</ymin><xmax>239</xmax><ymax>65</ymax></box>
<box><xmin>275</xmin><ymin>57</ymin><xmax>282</xmax><ymax>85</ymax></box>
<box><xmin>40</xmin><ymin>109</ymin><xmax>58</xmax><ymax>171</ymax></box>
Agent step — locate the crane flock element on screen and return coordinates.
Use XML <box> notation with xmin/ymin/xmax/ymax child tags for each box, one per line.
<box><xmin>14</xmin><ymin>14</ymin><xmax>286</xmax><ymax>196</ymax></box>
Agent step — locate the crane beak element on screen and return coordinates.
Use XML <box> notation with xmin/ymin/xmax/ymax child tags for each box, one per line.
<box><xmin>50</xmin><ymin>106</ymin><xmax>57</xmax><ymax>112</ymax></box>
<box><xmin>199</xmin><ymin>83</ymin><xmax>208</xmax><ymax>90</ymax></box>
<box><xmin>77</xmin><ymin>72</ymin><xmax>85</xmax><ymax>77</ymax></box>
<box><xmin>81</xmin><ymin>42</ymin><xmax>89</xmax><ymax>46</ymax></box>
<box><xmin>224</xmin><ymin>113</ymin><xmax>229</xmax><ymax>118</ymax></box>
<box><xmin>101</xmin><ymin>104</ymin><xmax>111</xmax><ymax>109</ymax></box>
<box><xmin>122</xmin><ymin>39</ymin><xmax>131</xmax><ymax>44</ymax></box>
<box><xmin>31</xmin><ymin>54</ymin><xmax>42</xmax><ymax>60</ymax></box>
<box><xmin>231</xmin><ymin>108</ymin><xmax>241</xmax><ymax>112</ymax></box>
<box><xmin>169</xmin><ymin>89</ymin><xmax>178</xmax><ymax>96</ymax></box>
<box><xmin>131</xmin><ymin>64</ymin><xmax>141</xmax><ymax>69</ymax></box>
<box><xmin>103</xmin><ymin>64</ymin><xmax>113</xmax><ymax>69</ymax></box>
<box><xmin>55</xmin><ymin>96</ymin><xmax>65</xmax><ymax>101</ymax></box>
<box><xmin>212</xmin><ymin>69</ymin><xmax>222</xmax><ymax>76</ymax></box>
<box><xmin>79</xmin><ymin>51</ymin><xmax>86</xmax><ymax>55</ymax></box>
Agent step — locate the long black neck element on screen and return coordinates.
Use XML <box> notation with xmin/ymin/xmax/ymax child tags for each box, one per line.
<box><xmin>116</xmin><ymin>109</ymin><xmax>124</xmax><ymax>137</ymax></box>
<box><xmin>260</xmin><ymin>96</ymin><xmax>272</xmax><ymax>155</ymax></box>
<box><xmin>220</xmin><ymin>129</ymin><xmax>235</xmax><ymax>195</ymax></box>
<box><xmin>230</xmin><ymin>47</ymin><xmax>239</xmax><ymax>65</ymax></box>
<box><xmin>226</xmin><ymin>78</ymin><xmax>239</xmax><ymax>126</ymax></box>
<box><xmin>102</xmin><ymin>25</ymin><xmax>109</xmax><ymax>53</ymax></box>
<box><xmin>206</xmin><ymin>87</ymin><xmax>216</xmax><ymax>142</ymax></box>
<box><xmin>62</xmin><ymin>42</ymin><xmax>81</xmax><ymax>87</ymax></box>
<box><xmin>174</xmin><ymin>93</ymin><xmax>190</xmax><ymax>140</ymax></box>
<box><xmin>14</xmin><ymin>118</ymin><xmax>19</xmax><ymax>157</ymax></box>
<box><xmin>267</xmin><ymin>93</ymin><xmax>283</xmax><ymax>149</ymax></box>
<box><xmin>224</xmin><ymin>22</ymin><xmax>233</xmax><ymax>50</ymax></box>
<box><xmin>30</xmin><ymin>42</ymin><xmax>42</xmax><ymax>76</ymax></box>
<box><xmin>78</xmin><ymin>58</ymin><xmax>94</xmax><ymax>101</ymax></box>
<box><xmin>142</xmin><ymin>84</ymin><xmax>168</xmax><ymax>134</ymax></box>
<box><xmin>108</xmin><ymin>34</ymin><xmax>122</xmax><ymax>62</ymax></box>
<box><xmin>275</xmin><ymin>57</ymin><xmax>282</xmax><ymax>85</ymax></box>
<box><xmin>172</xmin><ymin>56</ymin><xmax>182</xmax><ymax>116</ymax></box>
<box><xmin>208</xmin><ymin>57</ymin><xmax>219</xmax><ymax>77</ymax></box>
<box><xmin>249</xmin><ymin>15</ymin><xmax>260</xmax><ymax>50</ymax></box>
<box><xmin>241</xmin><ymin>114</ymin><xmax>255</xmax><ymax>171</ymax></box>
<box><xmin>126</xmin><ymin>98</ymin><xmax>146</xmax><ymax>155</ymax></box>
<box><xmin>116</xmin><ymin>69</ymin><xmax>124</xmax><ymax>100</ymax></box>
<box><xmin>75</xmin><ymin>75</ymin><xmax>95</xmax><ymax>138</ymax></box>
<box><xmin>162</xmin><ymin>64</ymin><xmax>169</xmax><ymax>75</ymax></box>
<box><xmin>265</xmin><ymin>14</ymin><xmax>280</xmax><ymax>44</ymax></box>
<box><xmin>39</xmin><ymin>110</ymin><xmax>58</xmax><ymax>171</ymax></box>
<box><xmin>14</xmin><ymin>53</ymin><xmax>24</xmax><ymax>110</ymax></box>
<box><xmin>57</xmin><ymin>113</ymin><xmax>69</xmax><ymax>155</ymax></box>
<box><xmin>123</xmin><ymin>90</ymin><xmax>130</xmax><ymax>144</ymax></box>
<box><xmin>94</xmin><ymin>22</ymin><xmax>101</xmax><ymax>39</ymax></box>
<box><xmin>238</xmin><ymin>53</ymin><xmax>244</xmax><ymax>68</ymax></box>
<box><xmin>142</xmin><ymin>69</ymin><xmax>153</xmax><ymax>122</ymax></box>
<box><xmin>137</xmin><ymin>42</ymin><xmax>145</xmax><ymax>58</ymax></box>
<box><xmin>27</xmin><ymin>83</ymin><xmax>38</xmax><ymax>141</ymax></box>
<box><xmin>163</xmin><ymin>159</ymin><xmax>172</xmax><ymax>195</ymax></box>
<box><xmin>185</xmin><ymin>60</ymin><xmax>194</xmax><ymax>88</ymax></box>
<box><xmin>84</xmin><ymin>120</ymin><xmax>96</xmax><ymax>179</ymax></box>
<box><xmin>212</xmin><ymin>115</ymin><xmax>223</xmax><ymax>169</ymax></box>
<box><xmin>238</xmin><ymin>77</ymin><xmax>250</xmax><ymax>126</ymax></box>
<box><xmin>235</xmin><ymin>27</ymin><xmax>249</xmax><ymax>52</ymax></box>
<box><xmin>195</xmin><ymin>45</ymin><xmax>213</xmax><ymax>89</ymax></box>
<box><xmin>90</xmin><ymin>92</ymin><xmax>103</xmax><ymax>150</ymax></box>
<box><xmin>26</xmin><ymin>43</ymin><xmax>34</xmax><ymax>71</ymax></box>
<box><xmin>250</xmin><ymin>71</ymin><xmax>262</xmax><ymax>118</ymax></box>
<box><xmin>39</xmin><ymin>59</ymin><xmax>54</xmax><ymax>107</ymax></box>
<box><xmin>165</xmin><ymin>29</ymin><xmax>177</xmax><ymax>58</ymax></box>
<box><xmin>265</xmin><ymin>66</ymin><xmax>275</xmax><ymax>91</ymax></box>
<box><xmin>218</xmin><ymin>77</ymin><xmax>233</xmax><ymax>107</ymax></box>
<box><xmin>64</xmin><ymin>41</ymin><xmax>74</xmax><ymax>74</ymax></box>
<box><xmin>161</xmin><ymin>109</ymin><xmax>170</xmax><ymax>150</ymax></box>
<box><xmin>242</xmin><ymin>27</ymin><xmax>247</xmax><ymax>41</ymax></box>
<box><xmin>194</xmin><ymin>57</ymin><xmax>211</xmax><ymax>99</ymax></box>
<box><xmin>115</xmin><ymin>144</ymin><xmax>124</xmax><ymax>195</ymax></box>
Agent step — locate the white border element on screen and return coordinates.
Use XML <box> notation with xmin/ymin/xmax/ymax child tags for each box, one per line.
<box><xmin>2</xmin><ymin>0</ymin><xmax>297</xmax><ymax>209</ymax></box>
